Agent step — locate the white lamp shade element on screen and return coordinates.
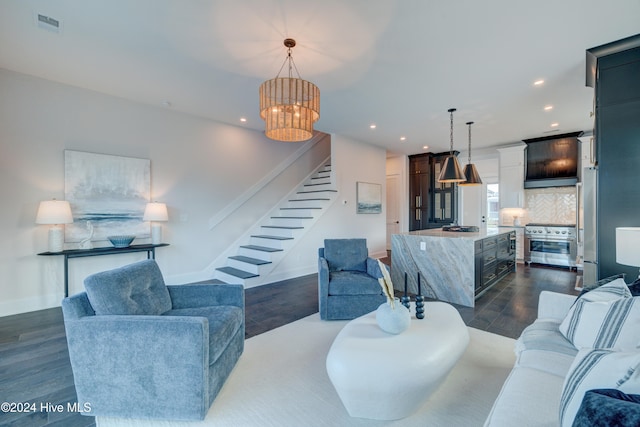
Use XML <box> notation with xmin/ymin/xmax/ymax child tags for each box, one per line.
<box><xmin>143</xmin><ymin>202</ymin><xmax>168</xmax><ymax>222</ymax></box>
<box><xmin>615</xmin><ymin>227</ymin><xmax>640</xmax><ymax>267</ymax></box>
<box><xmin>36</xmin><ymin>200</ymin><xmax>73</xmax><ymax>224</ymax></box>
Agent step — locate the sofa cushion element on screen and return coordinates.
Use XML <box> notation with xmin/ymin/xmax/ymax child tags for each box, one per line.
<box><xmin>559</xmin><ymin>349</ymin><xmax>640</xmax><ymax>427</ymax></box>
<box><xmin>164</xmin><ymin>305</ymin><xmax>244</xmax><ymax>364</ymax></box>
<box><xmin>484</xmin><ymin>366</ymin><xmax>564</xmax><ymax>427</ymax></box>
<box><xmin>573</xmin><ymin>389</ymin><xmax>640</xmax><ymax>427</ymax></box>
<box><xmin>324</xmin><ymin>239</ymin><xmax>368</xmax><ymax>272</ymax></box>
<box><xmin>580</xmin><ymin>273</ymin><xmax>626</xmax><ymax>294</ymax></box>
<box><xmin>328</xmin><ymin>271</ymin><xmax>381</xmax><ymax>296</ymax></box>
<box><xmin>516</xmin><ymin>319</ymin><xmax>578</xmax><ymax>357</ymax></box>
<box><xmin>85</xmin><ymin>260</ymin><xmax>172</xmax><ymax>316</ymax></box>
<box><xmin>559</xmin><ymin>279</ymin><xmax>639</xmax><ymax>350</ymax></box>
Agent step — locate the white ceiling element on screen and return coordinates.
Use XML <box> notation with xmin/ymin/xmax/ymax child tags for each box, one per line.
<box><xmin>1</xmin><ymin>0</ymin><xmax>639</xmax><ymax>156</ymax></box>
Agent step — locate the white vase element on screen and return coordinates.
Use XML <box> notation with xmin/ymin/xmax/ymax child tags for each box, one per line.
<box><xmin>375</xmin><ymin>298</ymin><xmax>411</xmax><ymax>334</ymax></box>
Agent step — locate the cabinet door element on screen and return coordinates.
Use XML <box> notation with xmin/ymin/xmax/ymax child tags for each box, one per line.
<box><xmin>499</xmin><ymin>165</ymin><xmax>524</xmax><ymax>208</ymax></box>
<box><xmin>409</xmin><ymin>167</ymin><xmax>431</xmax><ymax>231</ymax></box>
<box><xmin>431</xmin><ymin>156</ymin><xmax>457</xmax><ymax>225</ymax></box>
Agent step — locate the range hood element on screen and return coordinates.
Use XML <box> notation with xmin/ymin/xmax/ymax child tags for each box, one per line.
<box><xmin>523</xmin><ymin>131</ymin><xmax>583</xmax><ymax>188</ymax></box>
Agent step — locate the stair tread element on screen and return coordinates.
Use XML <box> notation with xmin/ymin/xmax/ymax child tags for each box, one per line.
<box><xmin>289</xmin><ymin>198</ymin><xmax>331</xmax><ymax>201</ymax></box>
<box><xmin>271</xmin><ymin>216</ymin><xmax>313</xmax><ymax>219</ymax></box>
<box><xmin>262</xmin><ymin>225</ymin><xmax>304</xmax><ymax>229</ymax></box>
<box><xmin>216</xmin><ymin>266</ymin><xmax>259</xmax><ymax>279</ymax></box>
<box><xmin>297</xmin><ymin>190</ymin><xmax>337</xmax><ymax>193</ymax></box>
<box><xmin>280</xmin><ymin>207</ymin><xmax>322</xmax><ymax>210</ymax></box>
<box><xmin>251</xmin><ymin>235</ymin><xmax>294</xmax><ymax>240</ymax></box>
<box><xmin>240</xmin><ymin>245</ymin><xmax>283</xmax><ymax>252</ymax></box>
<box><xmin>228</xmin><ymin>255</ymin><xmax>272</xmax><ymax>265</ymax></box>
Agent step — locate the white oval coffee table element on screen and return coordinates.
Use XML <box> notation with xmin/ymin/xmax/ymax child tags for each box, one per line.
<box><xmin>325</xmin><ymin>301</ymin><xmax>469</xmax><ymax>420</ymax></box>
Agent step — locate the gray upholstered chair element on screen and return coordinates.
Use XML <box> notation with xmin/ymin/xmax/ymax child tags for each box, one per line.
<box><xmin>318</xmin><ymin>238</ymin><xmax>387</xmax><ymax>320</ymax></box>
<box><xmin>61</xmin><ymin>259</ymin><xmax>244</xmax><ymax>421</ymax></box>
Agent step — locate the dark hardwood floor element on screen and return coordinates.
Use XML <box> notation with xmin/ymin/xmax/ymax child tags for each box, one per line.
<box><xmin>0</xmin><ymin>263</ymin><xmax>578</xmax><ymax>427</ymax></box>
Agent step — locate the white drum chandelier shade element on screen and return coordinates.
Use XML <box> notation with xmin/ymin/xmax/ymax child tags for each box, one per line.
<box><xmin>259</xmin><ymin>39</ymin><xmax>320</xmax><ymax>142</ymax></box>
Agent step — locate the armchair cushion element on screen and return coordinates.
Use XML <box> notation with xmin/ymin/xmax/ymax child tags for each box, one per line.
<box><xmin>328</xmin><ymin>271</ymin><xmax>381</xmax><ymax>295</ymax></box>
<box><xmin>324</xmin><ymin>238</ymin><xmax>368</xmax><ymax>272</ymax></box>
<box><xmin>84</xmin><ymin>259</ymin><xmax>172</xmax><ymax>315</ymax></box>
<box><xmin>164</xmin><ymin>305</ymin><xmax>244</xmax><ymax>363</ymax></box>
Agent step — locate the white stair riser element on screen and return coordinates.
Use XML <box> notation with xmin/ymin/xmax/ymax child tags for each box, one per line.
<box><xmin>278</xmin><ymin>208</ymin><xmax>321</xmax><ymax>217</ymax></box>
<box><xmin>215</xmin><ymin>270</ymin><xmax>246</xmax><ymax>286</ymax></box>
<box><xmin>268</xmin><ymin>217</ymin><xmax>309</xmax><ymax>227</ymax></box>
<box><xmin>249</xmin><ymin>236</ymin><xmax>289</xmax><ymax>249</ymax></box>
<box><xmin>260</xmin><ymin>227</ymin><xmax>301</xmax><ymax>238</ymax></box>
<box><xmin>227</xmin><ymin>258</ymin><xmax>263</xmax><ymax>274</ymax></box>
<box><xmin>286</xmin><ymin>200</ymin><xmax>331</xmax><ymax>209</ymax></box>
<box><xmin>237</xmin><ymin>247</ymin><xmax>277</xmax><ymax>261</ymax></box>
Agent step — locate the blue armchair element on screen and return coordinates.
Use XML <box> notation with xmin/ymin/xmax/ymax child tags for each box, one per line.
<box><xmin>318</xmin><ymin>238</ymin><xmax>387</xmax><ymax>320</ymax></box>
<box><xmin>61</xmin><ymin>260</ymin><xmax>244</xmax><ymax>421</ymax></box>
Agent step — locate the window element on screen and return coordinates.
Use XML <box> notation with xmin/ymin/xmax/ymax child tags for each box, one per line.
<box><xmin>487</xmin><ymin>184</ymin><xmax>499</xmax><ymax>227</ymax></box>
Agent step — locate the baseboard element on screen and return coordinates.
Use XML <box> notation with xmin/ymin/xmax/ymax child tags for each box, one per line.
<box><xmin>0</xmin><ymin>293</ymin><xmax>62</xmax><ymax>318</ymax></box>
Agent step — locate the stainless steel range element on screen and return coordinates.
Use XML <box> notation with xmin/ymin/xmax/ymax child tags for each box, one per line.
<box><xmin>524</xmin><ymin>223</ymin><xmax>577</xmax><ymax>268</ymax></box>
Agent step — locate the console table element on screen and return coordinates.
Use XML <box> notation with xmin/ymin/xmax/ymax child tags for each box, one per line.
<box><xmin>38</xmin><ymin>243</ymin><xmax>169</xmax><ymax>297</ymax></box>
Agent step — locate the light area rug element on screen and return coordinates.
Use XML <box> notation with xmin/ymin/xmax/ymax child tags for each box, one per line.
<box><xmin>97</xmin><ymin>313</ymin><xmax>515</xmax><ymax>427</ymax></box>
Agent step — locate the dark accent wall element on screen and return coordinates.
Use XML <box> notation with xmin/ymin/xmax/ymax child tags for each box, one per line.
<box><xmin>594</xmin><ymin>42</ymin><xmax>640</xmax><ymax>279</ymax></box>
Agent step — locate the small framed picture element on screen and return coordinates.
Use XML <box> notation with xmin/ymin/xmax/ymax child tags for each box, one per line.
<box><xmin>356</xmin><ymin>182</ymin><xmax>382</xmax><ymax>214</ymax></box>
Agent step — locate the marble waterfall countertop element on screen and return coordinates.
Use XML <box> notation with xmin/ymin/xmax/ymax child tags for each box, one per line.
<box><xmin>400</xmin><ymin>227</ymin><xmax>515</xmax><ymax>240</ymax></box>
<box><xmin>391</xmin><ymin>227</ymin><xmax>514</xmax><ymax>307</ymax></box>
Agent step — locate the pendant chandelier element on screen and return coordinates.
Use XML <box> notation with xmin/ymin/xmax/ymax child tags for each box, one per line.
<box><xmin>437</xmin><ymin>108</ymin><xmax>466</xmax><ymax>183</ymax></box>
<box><xmin>459</xmin><ymin>121</ymin><xmax>483</xmax><ymax>186</ymax></box>
<box><xmin>259</xmin><ymin>38</ymin><xmax>320</xmax><ymax>142</ymax></box>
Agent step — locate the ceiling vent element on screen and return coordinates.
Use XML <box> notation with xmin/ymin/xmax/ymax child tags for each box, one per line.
<box><xmin>35</xmin><ymin>13</ymin><xmax>62</xmax><ymax>34</ymax></box>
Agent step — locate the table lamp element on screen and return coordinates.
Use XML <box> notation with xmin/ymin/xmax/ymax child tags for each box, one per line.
<box><xmin>616</xmin><ymin>227</ymin><xmax>640</xmax><ymax>279</ymax></box>
<box><xmin>36</xmin><ymin>199</ymin><xmax>73</xmax><ymax>252</ymax></box>
<box><xmin>143</xmin><ymin>202</ymin><xmax>168</xmax><ymax>244</ymax></box>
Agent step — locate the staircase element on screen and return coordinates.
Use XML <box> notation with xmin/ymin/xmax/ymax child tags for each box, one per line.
<box><xmin>214</xmin><ymin>164</ymin><xmax>336</xmax><ymax>286</ymax></box>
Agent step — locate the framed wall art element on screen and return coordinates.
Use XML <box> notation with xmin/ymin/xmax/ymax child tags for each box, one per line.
<box><xmin>356</xmin><ymin>181</ymin><xmax>382</xmax><ymax>214</ymax></box>
<box><xmin>64</xmin><ymin>150</ymin><xmax>151</xmax><ymax>242</ymax></box>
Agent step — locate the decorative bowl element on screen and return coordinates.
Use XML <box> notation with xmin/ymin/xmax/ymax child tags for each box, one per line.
<box><xmin>108</xmin><ymin>235</ymin><xmax>136</xmax><ymax>248</ymax></box>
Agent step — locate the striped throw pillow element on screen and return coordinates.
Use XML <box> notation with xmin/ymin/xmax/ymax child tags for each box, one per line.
<box><xmin>559</xmin><ymin>349</ymin><xmax>640</xmax><ymax>427</ymax></box>
<box><xmin>559</xmin><ymin>279</ymin><xmax>638</xmax><ymax>350</ymax></box>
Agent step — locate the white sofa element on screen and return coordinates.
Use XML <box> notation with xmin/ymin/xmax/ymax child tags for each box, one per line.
<box><xmin>484</xmin><ymin>290</ymin><xmax>579</xmax><ymax>427</ymax></box>
<box><xmin>485</xmin><ymin>282</ymin><xmax>640</xmax><ymax>427</ymax></box>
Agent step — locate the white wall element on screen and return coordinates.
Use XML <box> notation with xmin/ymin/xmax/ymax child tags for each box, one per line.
<box><xmin>0</xmin><ymin>68</ymin><xmax>386</xmax><ymax>317</ymax></box>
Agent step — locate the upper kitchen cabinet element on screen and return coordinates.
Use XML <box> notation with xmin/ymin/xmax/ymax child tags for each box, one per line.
<box><xmin>497</xmin><ymin>145</ymin><xmax>525</xmax><ymax>208</ymax></box>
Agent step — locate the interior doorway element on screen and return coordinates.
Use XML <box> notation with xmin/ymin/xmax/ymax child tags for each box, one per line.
<box><xmin>386</xmin><ymin>174</ymin><xmax>401</xmax><ymax>250</ymax></box>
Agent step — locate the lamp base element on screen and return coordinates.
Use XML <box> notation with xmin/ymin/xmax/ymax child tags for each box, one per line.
<box><xmin>48</xmin><ymin>225</ymin><xmax>64</xmax><ymax>253</ymax></box>
<box><xmin>151</xmin><ymin>223</ymin><xmax>162</xmax><ymax>245</ymax></box>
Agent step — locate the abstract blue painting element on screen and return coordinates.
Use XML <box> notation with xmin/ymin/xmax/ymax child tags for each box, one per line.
<box><xmin>356</xmin><ymin>181</ymin><xmax>382</xmax><ymax>214</ymax></box>
<box><xmin>64</xmin><ymin>150</ymin><xmax>150</xmax><ymax>242</ymax></box>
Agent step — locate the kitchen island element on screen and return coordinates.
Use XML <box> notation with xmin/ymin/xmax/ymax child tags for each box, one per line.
<box><xmin>391</xmin><ymin>228</ymin><xmax>516</xmax><ymax>307</ymax></box>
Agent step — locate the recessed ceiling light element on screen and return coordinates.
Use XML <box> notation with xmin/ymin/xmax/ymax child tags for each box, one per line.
<box><xmin>240</xmin><ymin>117</ymin><xmax>247</xmax><ymax>122</ymax></box>
<box><xmin>400</xmin><ymin>136</ymin><xmax>406</xmax><ymax>141</ymax></box>
<box><xmin>544</xmin><ymin>105</ymin><xmax>553</xmax><ymax>111</ymax></box>
<box><xmin>551</xmin><ymin>122</ymin><xmax>559</xmax><ymax>127</ymax></box>
<box><xmin>423</xmin><ymin>145</ymin><xmax>429</xmax><ymax>150</ymax></box>
<box><xmin>534</xmin><ymin>79</ymin><xmax>545</xmax><ymax>86</ymax></box>
<box><xmin>370</xmin><ymin>124</ymin><xmax>377</xmax><ymax>129</ymax></box>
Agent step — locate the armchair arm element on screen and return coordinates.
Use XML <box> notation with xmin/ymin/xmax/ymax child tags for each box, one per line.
<box><xmin>366</xmin><ymin>257</ymin><xmax>387</xmax><ymax>279</ymax></box>
<box><xmin>168</xmin><ymin>283</ymin><xmax>244</xmax><ymax>310</ymax></box>
<box><xmin>64</xmin><ymin>315</ymin><xmax>210</xmax><ymax>419</ymax></box>
<box><xmin>537</xmin><ymin>291</ymin><xmax>577</xmax><ymax>321</ymax></box>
